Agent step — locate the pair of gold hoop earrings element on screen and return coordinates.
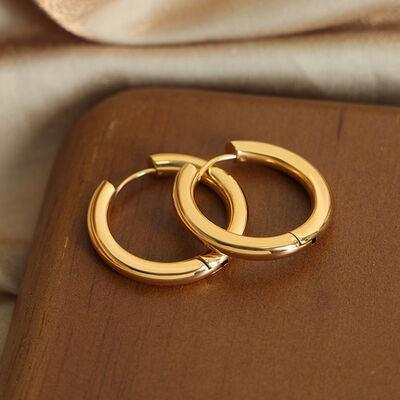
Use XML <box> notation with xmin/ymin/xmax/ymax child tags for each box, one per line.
<box><xmin>88</xmin><ymin>140</ymin><xmax>332</xmax><ymax>285</ymax></box>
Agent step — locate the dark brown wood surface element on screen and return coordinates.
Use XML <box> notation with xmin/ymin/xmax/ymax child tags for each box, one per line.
<box><xmin>1</xmin><ymin>88</ymin><xmax>399</xmax><ymax>399</ymax></box>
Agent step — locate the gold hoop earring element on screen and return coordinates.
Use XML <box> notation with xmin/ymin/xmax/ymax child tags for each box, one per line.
<box><xmin>87</xmin><ymin>153</ymin><xmax>248</xmax><ymax>285</ymax></box>
<box><xmin>173</xmin><ymin>141</ymin><xmax>332</xmax><ymax>260</ymax></box>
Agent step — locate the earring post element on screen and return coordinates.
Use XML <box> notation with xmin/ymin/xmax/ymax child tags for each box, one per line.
<box><xmin>195</xmin><ymin>153</ymin><xmax>236</xmax><ymax>183</ymax></box>
<box><xmin>116</xmin><ymin>167</ymin><xmax>157</xmax><ymax>194</ymax></box>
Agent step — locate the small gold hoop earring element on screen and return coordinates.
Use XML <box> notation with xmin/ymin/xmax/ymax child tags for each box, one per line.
<box><xmin>87</xmin><ymin>153</ymin><xmax>248</xmax><ymax>285</ymax></box>
<box><xmin>173</xmin><ymin>141</ymin><xmax>332</xmax><ymax>260</ymax></box>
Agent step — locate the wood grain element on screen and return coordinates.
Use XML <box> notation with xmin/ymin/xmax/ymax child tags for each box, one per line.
<box><xmin>0</xmin><ymin>88</ymin><xmax>399</xmax><ymax>399</ymax></box>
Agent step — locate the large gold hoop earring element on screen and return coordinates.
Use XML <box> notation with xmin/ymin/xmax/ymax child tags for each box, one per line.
<box><xmin>173</xmin><ymin>141</ymin><xmax>332</xmax><ymax>260</ymax></box>
<box><xmin>88</xmin><ymin>153</ymin><xmax>248</xmax><ymax>284</ymax></box>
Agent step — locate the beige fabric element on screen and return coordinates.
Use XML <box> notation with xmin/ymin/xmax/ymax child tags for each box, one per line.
<box><xmin>37</xmin><ymin>0</ymin><xmax>400</xmax><ymax>45</ymax></box>
<box><xmin>1</xmin><ymin>0</ymin><xmax>400</xmax><ymax>352</ymax></box>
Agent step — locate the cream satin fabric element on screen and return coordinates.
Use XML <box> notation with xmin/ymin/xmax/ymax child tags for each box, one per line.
<box><xmin>37</xmin><ymin>0</ymin><xmax>400</xmax><ymax>45</ymax></box>
<box><xmin>1</xmin><ymin>0</ymin><xmax>400</xmax><ymax>352</ymax></box>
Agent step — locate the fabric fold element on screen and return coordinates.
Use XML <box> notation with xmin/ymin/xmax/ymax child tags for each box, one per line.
<box><xmin>35</xmin><ymin>0</ymin><xmax>400</xmax><ymax>45</ymax></box>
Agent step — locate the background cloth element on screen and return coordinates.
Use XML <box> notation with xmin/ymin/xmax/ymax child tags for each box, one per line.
<box><xmin>1</xmin><ymin>0</ymin><xmax>400</xmax><ymax>353</ymax></box>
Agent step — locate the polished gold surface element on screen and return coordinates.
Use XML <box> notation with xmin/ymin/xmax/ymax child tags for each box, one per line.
<box><xmin>87</xmin><ymin>153</ymin><xmax>248</xmax><ymax>285</ymax></box>
<box><xmin>173</xmin><ymin>141</ymin><xmax>332</xmax><ymax>260</ymax></box>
